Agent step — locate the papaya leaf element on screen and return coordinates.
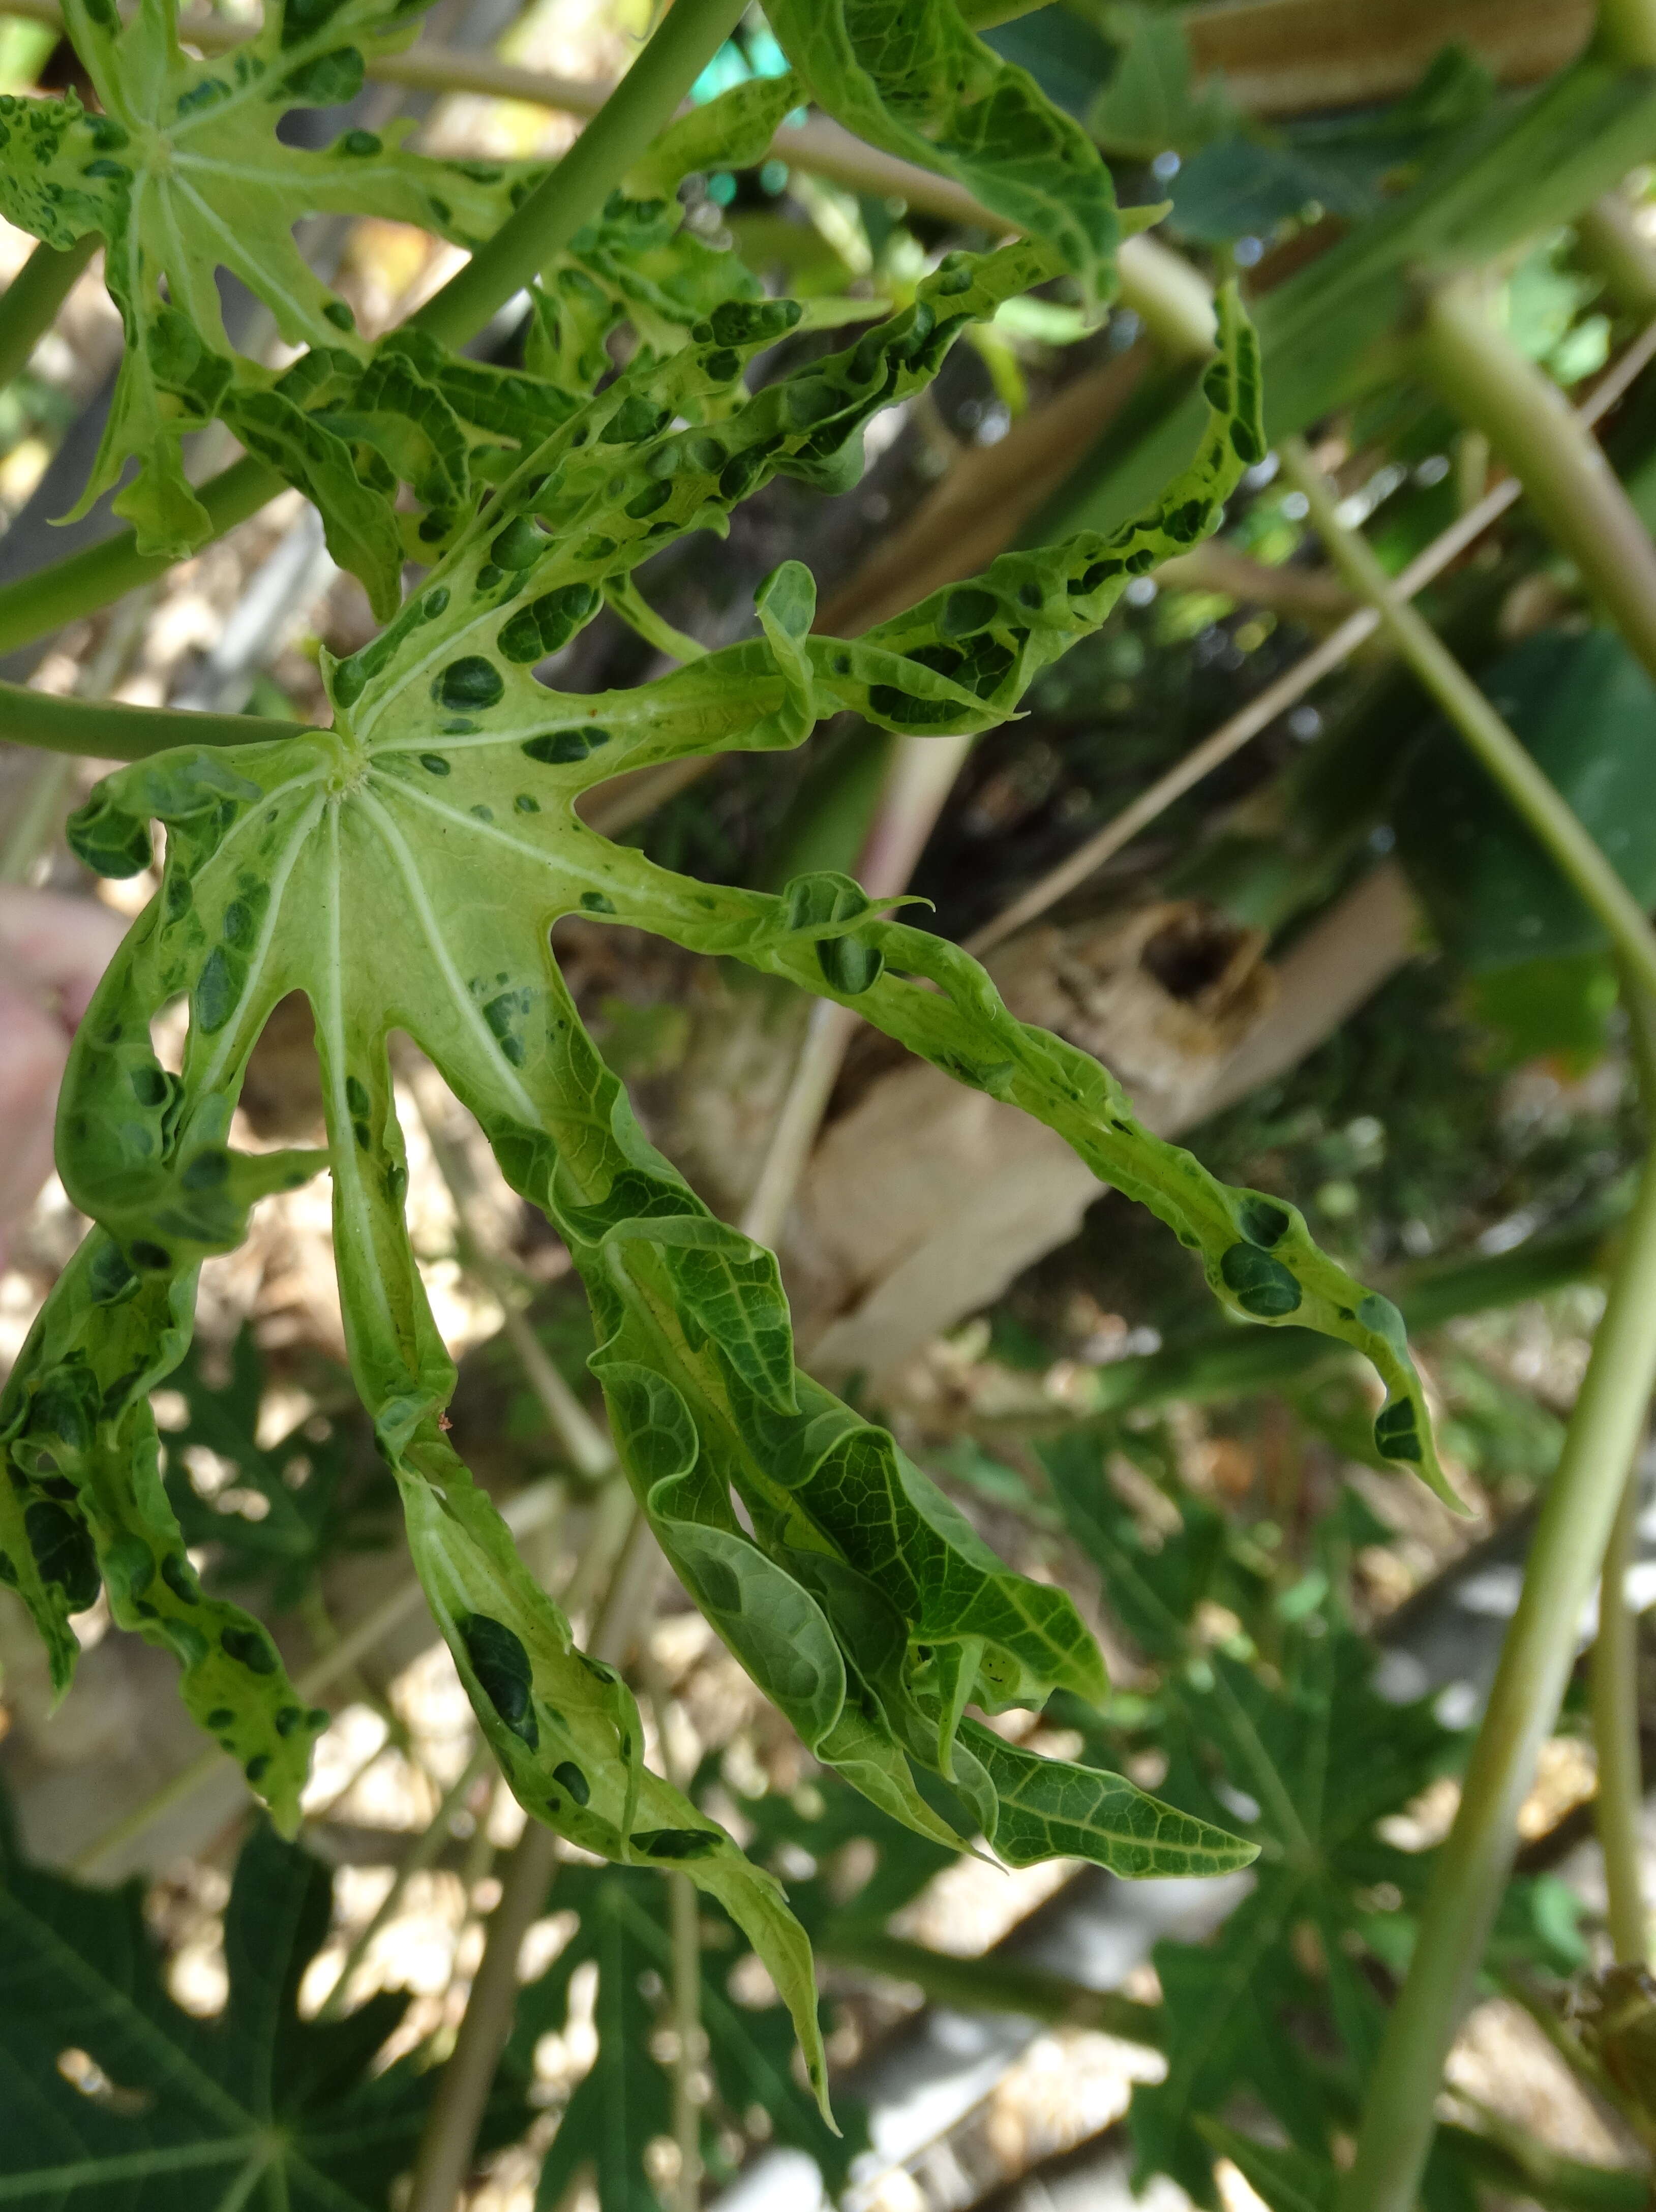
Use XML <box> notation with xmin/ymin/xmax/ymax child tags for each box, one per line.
<box><xmin>956</xmin><ymin>1718</ymin><xmax>1257</xmax><ymax>1877</ymax></box>
<box><xmin>0</xmin><ymin>1800</ymin><xmax>526</xmax><ymax>2208</ymax></box>
<box><xmin>765</xmin><ymin>0</ymin><xmax>1122</xmax><ymax>304</ymax></box>
<box><xmin>1043</xmin><ymin>1436</ymin><xmax>1468</xmax><ymax>2207</ymax></box>
<box><xmin>505</xmin><ymin>1863</ymin><xmax>861</xmax><ymax>2211</ymax></box>
<box><xmin>6</xmin><ymin>254</ymin><xmax>1446</xmax><ymax>2094</ymax></box>
<box><xmin>1195</xmin><ymin>2123</ymin><xmax>1336</xmax><ymax>2212</ymax></box>
<box><xmin>0</xmin><ymin>0</ymin><xmax>545</xmax><ymax>600</ymax></box>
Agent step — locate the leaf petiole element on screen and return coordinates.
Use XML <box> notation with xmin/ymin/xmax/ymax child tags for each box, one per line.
<box><xmin>0</xmin><ymin>678</ymin><xmax>314</xmax><ymax>760</ymax></box>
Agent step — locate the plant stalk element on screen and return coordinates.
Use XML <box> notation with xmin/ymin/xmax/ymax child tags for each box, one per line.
<box><xmin>409</xmin><ymin>0</ymin><xmax>749</xmax><ymax>348</ymax></box>
<box><xmin>1593</xmin><ymin>954</ymin><xmax>1656</xmax><ymax>1969</ymax></box>
<box><xmin>820</xmin><ymin>1925</ymin><xmax>1166</xmax><ymax>2044</ymax></box>
<box><xmin>404</xmin><ymin>1507</ymin><xmax>655</xmax><ymax>2212</ymax></box>
<box><xmin>1591</xmin><ymin>1467</ymin><xmax>1647</xmax><ymax>1964</ymax></box>
<box><xmin>0</xmin><ymin>234</ymin><xmax>97</xmax><ymax>391</ymax></box>
<box><xmin>1599</xmin><ymin>0</ymin><xmax>1656</xmax><ymax>69</ymax></box>
<box><xmin>1575</xmin><ymin>193</ymin><xmax>1656</xmax><ymax>318</ymax></box>
<box><xmin>1340</xmin><ymin>981</ymin><xmax>1656</xmax><ymax>2212</ymax></box>
<box><xmin>669</xmin><ymin>1871</ymin><xmax>703</xmax><ymax>2211</ymax></box>
<box><xmin>0</xmin><ymin>676</ymin><xmax>312</xmax><ymax>760</ymax></box>
<box><xmin>1279</xmin><ymin>435</ymin><xmax>1656</xmax><ymax>1002</ymax></box>
<box><xmin>1416</xmin><ymin>278</ymin><xmax>1656</xmax><ymax>685</ymax></box>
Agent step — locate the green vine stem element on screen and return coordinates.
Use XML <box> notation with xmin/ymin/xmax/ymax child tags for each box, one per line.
<box><xmin>1277</xmin><ymin>437</ymin><xmax>1656</xmax><ymax>1001</ymax></box>
<box><xmin>408</xmin><ymin>0</ymin><xmax>748</xmax><ymax>346</ymax></box>
<box><xmin>1576</xmin><ymin>193</ymin><xmax>1656</xmax><ymax>318</ymax></box>
<box><xmin>0</xmin><ymin>234</ymin><xmax>96</xmax><ymax>391</ymax></box>
<box><xmin>1592</xmin><ymin>955</ymin><xmax>1656</xmax><ymax>1971</ymax></box>
<box><xmin>0</xmin><ymin>0</ymin><xmax>750</xmax><ymax>659</ymax></box>
<box><xmin>1415</xmin><ymin>276</ymin><xmax>1656</xmax><ymax>685</ymax></box>
<box><xmin>1341</xmin><ymin>978</ymin><xmax>1656</xmax><ymax>2212</ymax></box>
<box><xmin>1591</xmin><ymin>1468</ymin><xmax>1648</xmax><ymax>1964</ymax></box>
<box><xmin>0</xmin><ymin>457</ymin><xmax>281</xmax><ymax>658</ymax></box>
<box><xmin>668</xmin><ymin>1868</ymin><xmax>703</xmax><ymax>2212</ymax></box>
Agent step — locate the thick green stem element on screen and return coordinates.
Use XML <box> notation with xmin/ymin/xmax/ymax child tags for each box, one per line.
<box><xmin>1592</xmin><ymin>956</ymin><xmax>1656</xmax><ymax>1969</ymax></box>
<box><xmin>0</xmin><ymin>676</ymin><xmax>312</xmax><ymax>759</ymax></box>
<box><xmin>1575</xmin><ymin>193</ymin><xmax>1656</xmax><ymax>317</ymax></box>
<box><xmin>1279</xmin><ymin>437</ymin><xmax>1656</xmax><ymax>1003</ymax></box>
<box><xmin>1591</xmin><ymin>1468</ymin><xmax>1647</xmax><ymax>1963</ymax></box>
<box><xmin>0</xmin><ymin>457</ymin><xmax>280</xmax><ymax>661</ymax></box>
<box><xmin>1416</xmin><ymin>278</ymin><xmax>1656</xmax><ymax>686</ymax></box>
<box><xmin>0</xmin><ymin>234</ymin><xmax>96</xmax><ymax>390</ymax></box>
<box><xmin>669</xmin><ymin>1871</ymin><xmax>703</xmax><ymax>2212</ymax></box>
<box><xmin>409</xmin><ymin>0</ymin><xmax>748</xmax><ymax>347</ymax></box>
<box><xmin>1339</xmin><ymin>985</ymin><xmax>1656</xmax><ymax>2212</ymax></box>
<box><xmin>0</xmin><ymin>0</ymin><xmax>746</xmax><ymax>656</ymax></box>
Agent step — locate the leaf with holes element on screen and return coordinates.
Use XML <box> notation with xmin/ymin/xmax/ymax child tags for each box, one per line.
<box><xmin>767</xmin><ymin>0</ymin><xmax>1121</xmax><ymax>304</ymax></box>
<box><xmin>6</xmin><ymin>236</ymin><xmax>1460</xmax><ymax>2102</ymax></box>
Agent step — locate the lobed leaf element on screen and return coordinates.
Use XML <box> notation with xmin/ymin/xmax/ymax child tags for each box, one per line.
<box><xmin>958</xmin><ymin>1719</ymin><xmax>1258</xmax><ymax>1877</ymax></box>
<box><xmin>766</xmin><ymin>0</ymin><xmax>1121</xmax><ymax>303</ymax></box>
<box><xmin>16</xmin><ymin>248</ymin><xmax>1422</xmax><ymax>2099</ymax></box>
<box><xmin>0</xmin><ymin>1799</ymin><xmax>511</xmax><ymax>2207</ymax></box>
<box><xmin>0</xmin><ymin>10</ymin><xmax>804</xmax><ymax>605</ymax></box>
<box><xmin>0</xmin><ymin>0</ymin><xmax>552</xmax><ymax>596</ymax></box>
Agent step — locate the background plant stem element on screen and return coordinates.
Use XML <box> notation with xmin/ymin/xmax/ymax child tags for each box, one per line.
<box><xmin>1340</xmin><ymin>981</ymin><xmax>1656</xmax><ymax>2212</ymax></box>
<box><xmin>1599</xmin><ymin>0</ymin><xmax>1656</xmax><ymax>68</ymax></box>
<box><xmin>1417</xmin><ymin>277</ymin><xmax>1656</xmax><ymax>683</ymax></box>
<box><xmin>409</xmin><ymin>0</ymin><xmax>749</xmax><ymax>347</ymax></box>
<box><xmin>0</xmin><ymin>235</ymin><xmax>96</xmax><ymax>391</ymax></box>
<box><xmin>0</xmin><ymin>675</ymin><xmax>311</xmax><ymax>759</ymax></box>
<box><xmin>1278</xmin><ymin>436</ymin><xmax>1656</xmax><ymax>1001</ymax></box>
<box><xmin>1591</xmin><ymin>1469</ymin><xmax>1647</xmax><ymax>1964</ymax></box>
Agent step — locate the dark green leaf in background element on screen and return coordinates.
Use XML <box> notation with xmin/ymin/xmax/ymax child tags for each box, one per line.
<box><xmin>0</xmin><ymin>1803</ymin><xmax>522</xmax><ymax>2210</ymax></box>
<box><xmin>1393</xmin><ymin>628</ymin><xmax>1656</xmax><ymax>971</ymax></box>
